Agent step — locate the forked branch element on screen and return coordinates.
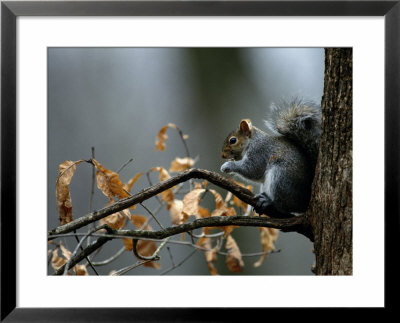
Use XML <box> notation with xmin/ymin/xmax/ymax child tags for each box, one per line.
<box><xmin>49</xmin><ymin>168</ymin><xmax>313</xmax><ymax>262</ymax></box>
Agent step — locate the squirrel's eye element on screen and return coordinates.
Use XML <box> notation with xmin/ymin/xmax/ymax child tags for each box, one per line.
<box><xmin>229</xmin><ymin>137</ymin><xmax>237</xmax><ymax>145</ymax></box>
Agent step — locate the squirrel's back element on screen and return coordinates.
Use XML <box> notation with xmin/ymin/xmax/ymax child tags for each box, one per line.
<box><xmin>265</xmin><ymin>98</ymin><xmax>321</xmax><ymax>167</ymax></box>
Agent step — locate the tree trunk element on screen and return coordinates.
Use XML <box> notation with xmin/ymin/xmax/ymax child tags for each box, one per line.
<box><xmin>307</xmin><ymin>48</ymin><xmax>353</xmax><ymax>275</ymax></box>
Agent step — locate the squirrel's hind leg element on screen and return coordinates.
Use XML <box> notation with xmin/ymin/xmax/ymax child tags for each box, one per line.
<box><xmin>254</xmin><ymin>193</ymin><xmax>294</xmax><ymax>219</ymax></box>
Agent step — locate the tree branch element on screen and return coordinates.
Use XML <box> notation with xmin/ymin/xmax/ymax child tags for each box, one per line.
<box><xmin>48</xmin><ymin>168</ymin><xmax>314</xmax><ymax>245</ymax></box>
<box><xmin>49</xmin><ymin>169</ymin><xmax>254</xmax><ymax>235</ymax></box>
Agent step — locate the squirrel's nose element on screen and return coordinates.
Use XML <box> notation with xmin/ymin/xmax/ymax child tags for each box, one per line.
<box><xmin>221</xmin><ymin>152</ymin><xmax>227</xmax><ymax>159</ymax></box>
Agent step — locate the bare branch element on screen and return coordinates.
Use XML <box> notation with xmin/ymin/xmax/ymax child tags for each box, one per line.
<box><xmin>49</xmin><ymin>169</ymin><xmax>255</xmax><ymax>235</ymax></box>
<box><xmin>49</xmin><ymin>169</ymin><xmax>314</xmax><ymax>264</ymax></box>
<box><xmin>50</xmin><ymin>215</ymin><xmax>311</xmax><ymax>271</ymax></box>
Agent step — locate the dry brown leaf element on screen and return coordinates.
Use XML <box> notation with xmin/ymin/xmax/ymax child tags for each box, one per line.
<box><xmin>99</xmin><ymin>211</ymin><xmax>126</xmax><ymax>230</ymax></box>
<box><xmin>150</xmin><ymin>167</ymin><xmax>174</xmax><ymax>204</ymax></box>
<box><xmin>199</xmin><ymin>237</ymin><xmax>218</xmax><ymax>275</ymax></box>
<box><xmin>150</xmin><ymin>166</ymin><xmax>171</xmax><ymax>182</ymax></box>
<box><xmin>225</xmin><ymin>191</ymin><xmax>233</xmax><ymax>203</ymax></box>
<box><xmin>59</xmin><ymin>243</ymin><xmax>72</xmax><ymax>260</ymax></box>
<box><xmin>233</xmin><ymin>183</ymin><xmax>253</xmax><ymax>211</ymax></box>
<box><xmin>51</xmin><ymin>243</ymin><xmax>88</xmax><ymax>275</ymax></box>
<box><xmin>92</xmin><ymin>159</ymin><xmax>130</xmax><ymax>200</ymax></box>
<box><xmin>51</xmin><ymin>248</ymin><xmax>67</xmax><ymax>271</ymax></box>
<box><xmin>129</xmin><ymin>214</ymin><xmax>148</xmax><ymax>229</ymax></box>
<box><xmin>253</xmin><ymin>227</ymin><xmax>279</xmax><ymax>268</ymax></box>
<box><xmin>122</xmin><ymin>238</ymin><xmax>160</xmax><ymax>269</ymax></box>
<box><xmin>167</xmin><ymin>123</ymin><xmax>189</xmax><ymax>141</ymax></box>
<box><xmin>169</xmin><ymin>157</ymin><xmax>195</xmax><ymax>172</ymax></box>
<box><xmin>125</xmin><ymin>214</ymin><xmax>160</xmax><ymax>269</ymax></box>
<box><xmin>155</xmin><ymin>125</ymin><xmax>169</xmax><ymax>151</ymax></box>
<box><xmin>167</xmin><ymin>122</ymin><xmax>178</xmax><ymax>129</ymax></box>
<box><xmin>209</xmin><ymin>189</ymin><xmax>237</xmax><ymax>236</ymax></box>
<box><xmin>56</xmin><ymin>160</ymin><xmax>84</xmax><ymax>225</ymax></box>
<box><xmin>168</xmin><ymin>199</ymin><xmax>184</xmax><ymax>225</ymax></box>
<box><xmin>98</xmin><ymin>200</ymin><xmax>128</xmax><ymax>229</ymax></box>
<box><xmin>182</xmin><ymin>188</ymin><xmax>206</xmax><ymax>219</ymax></box>
<box><xmin>124</xmin><ymin>172</ymin><xmax>143</xmax><ymax>193</ymax></box>
<box><xmin>74</xmin><ymin>264</ymin><xmax>88</xmax><ymax>275</ymax></box>
<box><xmin>209</xmin><ymin>189</ymin><xmax>224</xmax><ymax>209</ymax></box>
<box><xmin>122</xmin><ymin>238</ymin><xmax>133</xmax><ymax>251</ymax></box>
<box><xmin>137</xmin><ymin>240</ymin><xmax>161</xmax><ymax>269</ymax></box>
<box><xmin>198</xmin><ymin>207</ymin><xmax>211</xmax><ymax>219</ymax></box>
<box><xmin>225</xmin><ymin>235</ymin><xmax>244</xmax><ymax>272</ymax></box>
<box><xmin>193</xmin><ymin>182</ymin><xmax>202</xmax><ymax>189</ymax></box>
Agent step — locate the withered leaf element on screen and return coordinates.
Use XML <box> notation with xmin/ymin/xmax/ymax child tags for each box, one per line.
<box><xmin>155</xmin><ymin>125</ymin><xmax>169</xmax><ymax>151</ymax></box>
<box><xmin>197</xmin><ymin>207</ymin><xmax>211</xmax><ymax>219</ymax></box>
<box><xmin>169</xmin><ymin>157</ymin><xmax>195</xmax><ymax>172</ymax></box>
<box><xmin>232</xmin><ymin>182</ymin><xmax>253</xmax><ymax>211</ymax></box>
<box><xmin>99</xmin><ymin>211</ymin><xmax>126</xmax><ymax>230</ymax></box>
<box><xmin>51</xmin><ymin>243</ymin><xmax>89</xmax><ymax>275</ymax></box>
<box><xmin>150</xmin><ymin>167</ymin><xmax>174</xmax><ymax>203</ymax></box>
<box><xmin>167</xmin><ymin>123</ymin><xmax>189</xmax><ymax>141</ymax></box>
<box><xmin>182</xmin><ymin>188</ymin><xmax>206</xmax><ymax>219</ymax></box>
<box><xmin>199</xmin><ymin>237</ymin><xmax>218</xmax><ymax>275</ymax></box>
<box><xmin>59</xmin><ymin>243</ymin><xmax>72</xmax><ymax>260</ymax></box>
<box><xmin>124</xmin><ymin>172</ymin><xmax>143</xmax><ymax>193</ymax></box>
<box><xmin>99</xmin><ymin>201</ymin><xmax>129</xmax><ymax>230</ymax></box>
<box><xmin>51</xmin><ymin>248</ymin><xmax>67</xmax><ymax>271</ymax></box>
<box><xmin>225</xmin><ymin>235</ymin><xmax>244</xmax><ymax>272</ymax></box>
<box><xmin>122</xmin><ymin>238</ymin><xmax>161</xmax><ymax>269</ymax></box>
<box><xmin>124</xmin><ymin>214</ymin><xmax>160</xmax><ymax>269</ymax></box>
<box><xmin>74</xmin><ymin>264</ymin><xmax>88</xmax><ymax>276</ymax></box>
<box><xmin>253</xmin><ymin>227</ymin><xmax>279</xmax><ymax>268</ymax></box>
<box><xmin>168</xmin><ymin>199</ymin><xmax>185</xmax><ymax>225</ymax></box>
<box><xmin>209</xmin><ymin>189</ymin><xmax>237</xmax><ymax>236</ymax></box>
<box><xmin>128</xmin><ymin>214</ymin><xmax>148</xmax><ymax>229</ymax></box>
<box><xmin>92</xmin><ymin>159</ymin><xmax>130</xmax><ymax>200</ymax></box>
<box><xmin>56</xmin><ymin>160</ymin><xmax>84</xmax><ymax>225</ymax></box>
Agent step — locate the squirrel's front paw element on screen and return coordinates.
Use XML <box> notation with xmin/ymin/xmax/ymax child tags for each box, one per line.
<box><xmin>220</xmin><ymin>161</ymin><xmax>233</xmax><ymax>173</ymax></box>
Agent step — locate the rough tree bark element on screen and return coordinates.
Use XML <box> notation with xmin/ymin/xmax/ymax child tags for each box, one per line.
<box><xmin>306</xmin><ymin>48</ymin><xmax>353</xmax><ymax>275</ymax></box>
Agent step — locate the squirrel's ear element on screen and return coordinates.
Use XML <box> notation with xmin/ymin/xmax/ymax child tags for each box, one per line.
<box><xmin>239</xmin><ymin>119</ymin><xmax>252</xmax><ymax>136</ymax></box>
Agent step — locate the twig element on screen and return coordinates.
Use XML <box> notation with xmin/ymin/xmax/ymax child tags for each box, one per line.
<box><xmin>166</xmin><ymin>246</ymin><xmax>175</xmax><ymax>267</ymax></box>
<box><xmin>72</xmin><ymin>231</ymin><xmax>99</xmax><ymax>275</ymax></box>
<box><xmin>132</xmin><ymin>236</ymin><xmax>171</xmax><ymax>261</ymax></box>
<box><xmin>140</xmin><ymin>202</ymin><xmax>165</xmax><ymax>230</ymax></box>
<box><xmin>117</xmin><ymin>158</ymin><xmax>134</xmax><ymax>174</ymax></box>
<box><xmin>87</xmin><ymin>147</ymin><xmax>96</xmax><ymax>248</ymax></box>
<box><xmin>63</xmin><ymin>225</ymin><xmax>107</xmax><ymax>275</ymax></box>
<box><xmin>146</xmin><ymin>171</ymin><xmax>163</xmax><ymax>205</ymax></box>
<box><xmin>54</xmin><ymin>226</ymin><xmax>114</xmax><ymax>275</ymax></box>
<box><xmin>111</xmin><ymin>260</ymin><xmax>152</xmax><ymax>276</ymax></box>
<box><xmin>89</xmin><ymin>246</ymin><xmax>125</xmax><ymax>266</ymax></box>
<box><xmin>52</xmin><ymin>228</ymin><xmax>283</xmax><ymax>276</ymax></box>
<box><xmin>89</xmin><ymin>147</ymin><xmax>96</xmax><ymax>215</ymax></box>
<box><xmin>160</xmin><ymin>249</ymin><xmax>198</xmax><ymax>275</ymax></box>
<box><xmin>169</xmin><ymin>123</ymin><xmax>190</xmax><ymax>158</ymax></box>
<box><xmin>51</xmin><ymin>232</ymin><xmax>281</xmax><ymax>258</ymax></box>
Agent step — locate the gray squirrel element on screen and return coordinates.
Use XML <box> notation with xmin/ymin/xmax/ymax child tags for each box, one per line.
<box><xmin>220</xmin><ymin>98</ymin><xmax>321</xmax><ymax>218</ymax></box>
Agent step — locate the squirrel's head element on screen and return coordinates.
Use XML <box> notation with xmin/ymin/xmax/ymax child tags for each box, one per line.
<box><xmin>221</xmin><ymin>119</ymin><xmax>253</xmax><ymax>160</ymax></box>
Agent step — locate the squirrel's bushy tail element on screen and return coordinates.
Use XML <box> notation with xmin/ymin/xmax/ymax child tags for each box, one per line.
<box><xmin>265</xmin><ymin>98</ymin><xmax>321</xmax><ymax>167</ymax></box>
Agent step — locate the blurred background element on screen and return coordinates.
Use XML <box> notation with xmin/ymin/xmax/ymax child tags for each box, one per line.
<box><xmin>48</xmin><ymin>47</ymin><xmax>324</xmax><ymax>275</ymax></box>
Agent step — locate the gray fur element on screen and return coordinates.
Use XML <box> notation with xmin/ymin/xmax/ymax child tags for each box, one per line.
<box><xmin>221</xmin><ymin>99</ymin><xmax>321</xmax><ymax>214</ymax></box>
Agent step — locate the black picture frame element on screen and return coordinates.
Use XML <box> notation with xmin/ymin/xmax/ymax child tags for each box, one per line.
<box><xmin>1</xmin><ymin>1</ymin><xmax>398</xmax><ymax>321</ymax></box>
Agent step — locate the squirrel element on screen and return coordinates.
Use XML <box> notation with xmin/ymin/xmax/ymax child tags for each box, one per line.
<box><xmin>220</xmin><ymin>98</ymin><xmax>321</xmax><ymax>218</ymax></box>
